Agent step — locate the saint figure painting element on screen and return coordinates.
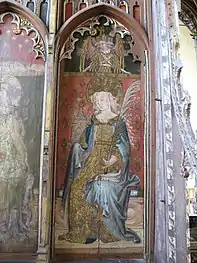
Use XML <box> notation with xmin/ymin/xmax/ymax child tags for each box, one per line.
<box><xmin>56</xmin><ymin>15</ymin><xmax>144</xmax><ymax>248</ymax></box>
<box><xmin>62</xmin><ymin>76</ymin><xmax>141</xmax><ymax>244</ymax></box>
<box><xmin>0</xmin><ymin>76</ymin><xmax>34</xmax><ymax>243</ymax></box>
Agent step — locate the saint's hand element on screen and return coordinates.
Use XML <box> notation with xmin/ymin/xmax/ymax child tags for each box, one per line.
<box><xmin>103</xmin><ymin>155</ymin><xmax>117</xmax><ymax>167</ymax></box>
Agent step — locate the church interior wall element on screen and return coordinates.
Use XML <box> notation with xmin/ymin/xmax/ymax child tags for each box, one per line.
<box><xmin>1</xmin><ymin>0</ymin><xmax>197</xmax><ymax>262</ymax></box>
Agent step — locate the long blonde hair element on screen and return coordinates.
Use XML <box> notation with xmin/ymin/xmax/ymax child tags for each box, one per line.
<box><xmin>91</xmin><ymin>91</ymin><xmax>121</xmax><ymax>115</ymax></box>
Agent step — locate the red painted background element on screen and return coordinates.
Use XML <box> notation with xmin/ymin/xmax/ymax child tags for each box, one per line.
<box><xmin>56</xmin><ymin>74</ymin><xmax>144</xmax><ymax>190</ymax></box>
<box><xmin>0</xmin><ymin>14</ymin><xmax>44</xmax><ymax>65</ymax></box>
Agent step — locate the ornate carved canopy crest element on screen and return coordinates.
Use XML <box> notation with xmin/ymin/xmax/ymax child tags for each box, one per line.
<box><xmin>0</xmin><ymin>12</ymin><xmax>46</xmax><ymax>61</ymax></box>
<box><xmin>60</xmin><ymin>15</ymin><xmax>141</xmax><ymax>63</ymax></box>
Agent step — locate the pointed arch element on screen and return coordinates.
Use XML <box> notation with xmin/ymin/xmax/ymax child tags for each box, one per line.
<box><xmin>0</xmin><ymin>0</ymin><xmax>48</xmax><ymax>41</ymax></box>
<box><xmin>54</xmin><ymin>2</ymin><xmax>149</xmax><ymax>58</ymax></box>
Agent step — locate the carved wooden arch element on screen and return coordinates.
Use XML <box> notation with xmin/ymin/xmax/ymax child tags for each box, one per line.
<box><xmin>51</xmin><ymin>3</ymin><xmax>154</xmax><ymax>262</ymax></box>
<box><xmin>54</xmin><ymin>3</ymin><xmax>149</xmax><ymax>59</ymax></box>
<box><xmin>0</xmin><ymin>0</ymin><xmax>49</xmax><ymax>43</ymax></box>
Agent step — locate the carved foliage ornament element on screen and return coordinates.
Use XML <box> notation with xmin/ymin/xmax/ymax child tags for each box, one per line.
<box><xmin>178</xmin><ymin>1</ymin><xmax>197</xmax><ymax>217</ymax></box>
<box><xmin>0</xmin><ymin>12</ymin><xmax>46</xmax><ymax>61</ymax></box>
<box><xmin>173</xmin><ymin>61</ymin><xmax>197</xmax><ymax>187</ymax></box>
<box><xmin>179</xmin><ymin>1</ymin><xmax>197</xmax><ymax>37</ymax></box>
<box><xmin>179</xmin><ymin>10</ymin><xmax>197</xmax><ymax>36</ymax></box>
<box><xmin>170</xmin><ymin>4</ymin><xmax>197</xmax><ymax>261</ymax></box>
<box><xmin>60</xmin><ymin>15</ymin><xmax>140</xmax><ymax>62</ymax></box>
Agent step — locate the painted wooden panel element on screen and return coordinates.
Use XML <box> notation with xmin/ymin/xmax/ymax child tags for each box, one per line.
<box><xmin>0</xmin><ymin>13</ymin><xmax>45</xmax><ymax>253</ymax></box>
<box><xmin>55</xmin><ymin>15</ymin><xmax>144</xmax><ymax>257</ymax></box>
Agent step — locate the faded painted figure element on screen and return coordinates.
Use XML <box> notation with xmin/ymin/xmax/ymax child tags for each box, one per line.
<box><xmin>63</xmin><ymin>77</ymin><xmax>141</xmax><ymax>244</ymax></box>
<box><xmin>80</xmin><ymin>34</ymin><xmax>129</xmax><ymax>74</ymax></box>
<box><xmin>0</xmin><ymin>76</ymin><xmax>33</xmax><ymax>242</ymax></box>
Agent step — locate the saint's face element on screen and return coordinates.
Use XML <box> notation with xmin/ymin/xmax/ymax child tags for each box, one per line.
<box><xmin>94</xmin><ymin>91</ymin><xmax>111</xmax><ymax>112</ymax></box>
<box><xmin>98</xmin><ymin>42</ymin><xmax>112</xmax><ymax>54</ymax></box>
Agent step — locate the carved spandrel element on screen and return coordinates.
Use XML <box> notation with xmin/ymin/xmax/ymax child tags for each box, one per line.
<box><xmin>60</xmin><ymin>15</ymin><xmax>142</xmax><ymax>70</ymax></box>
<box><xmin>0</xmin><ymin>12</ymin><xmax>46</xmax><ymax>61</ymax></box>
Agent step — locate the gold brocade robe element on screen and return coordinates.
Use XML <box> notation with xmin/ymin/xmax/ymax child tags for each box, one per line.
<box><xmin>65</xmin><ymin>117</ymin><xmax>123</xmax><ymax>243</ymax></box>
